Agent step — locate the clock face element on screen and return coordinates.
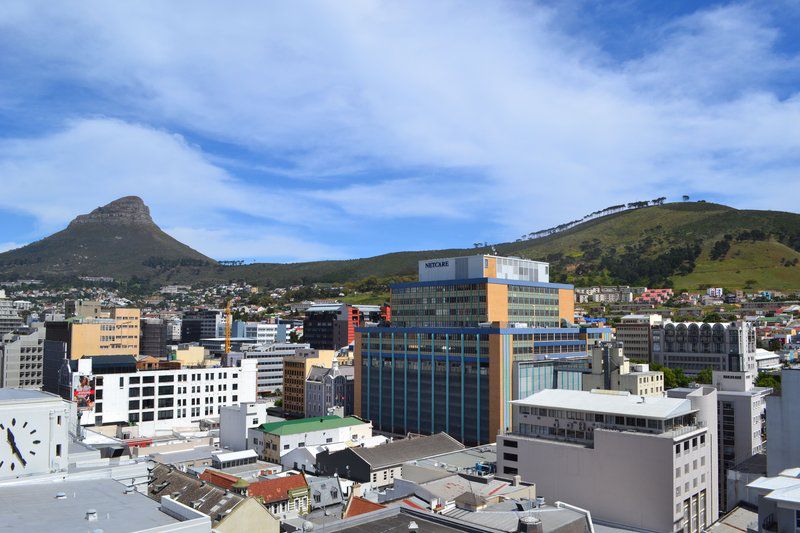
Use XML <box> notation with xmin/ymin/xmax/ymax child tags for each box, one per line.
<box><xmin>1</xmin><ymin>417</ymin><xmax>42</xmax><ymax>473</ymax></box>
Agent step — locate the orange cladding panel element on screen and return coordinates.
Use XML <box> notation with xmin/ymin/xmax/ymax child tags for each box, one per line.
<box><xmin>485</xmin><ymin>256</ymin><xmax>497</xmax><ymax>277</ymax></box>
<box><xmin>486</xmin><ymin>283</ymin><xmax>508</xmax><ymax>324</ymax></box>
<box><xmin>558</xmin><ymin>288</ymin><xmax>575</xmax><ymax>324</ymax></box>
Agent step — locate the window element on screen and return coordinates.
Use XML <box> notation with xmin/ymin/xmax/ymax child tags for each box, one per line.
<box><xmin>129</xmin><ymin>388</ymin><xmax>140</xmax><ymax>397</ymax></box>
<box><xmin>56</xmin><ymin>444</ymin><xmax>62</xmax><ymax>457</ymax></box>
<box><xmin>129</xmin><ymin>400</ymin><xmax>140</xmax><ymax>410</ymax></box>
<box><xmin>158</xmin><ymin>410</ymin><xmax>173</xmax><ymax>420</ymax></box>
<box><xmin>143</xmin><ymin>386</ymin><xmax>155</xmax><ymax>396</ymax></box>
<box><xmin>142</xmin><ymin>411</ymin><xmax>154</xmax><ymax>421</ymax></box>
<box><xmin>504</xmin><ymin>453</ymin><xmax>518</xmax><ymax>462</ymax></box>
<box><xmin>159</xmin><ymin>375</ymin><xmax>174</xmax><ymax>382</ymax></box>
<box><xmin>158</xmin><ymin>385</ymin><xmax>174</xmax><ymax>395</ymax></box>
<box><xmin>326</xmin><ymin>438</ymin><xmax>333</xmax><ymax>443</ymax></box>
<box><xmin>503</xmin><ymin>439</ymin><xmax>518</xmax><ymax>448</ymax></box>
<box><xmin>143</xmin><ymin>376</ymin><xmax>155</xmax><ymax>383</ymax></box>
<box><xmin>503</xmin><ymin>466</ymin><xmax>518</xmax><ymax>475</ymax></box>
<box><xmin>129</xmin><ymin>377</ymin><xmax>140</xmax><ymax>384</ymax></box>
<box><xmin>284</xmin><ymin>444</ymin><xmax>290</xmax><ymax>450</ymax></box>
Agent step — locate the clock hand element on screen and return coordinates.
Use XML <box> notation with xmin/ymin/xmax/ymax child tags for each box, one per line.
<box><xmin>6</xmin><ymin>429</ymin><xmax>27</xmax><ymax>467</ymax></box>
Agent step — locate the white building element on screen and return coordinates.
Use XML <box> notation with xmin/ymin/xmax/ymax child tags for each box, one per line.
<box><xmin>767</xmin><ymin>367</ymin><xmax>800</xmax><ymax>476</ymax></box>
<box><xmin>747</xmin><ymin>467</ymin><xmax>800</xmax><ymax>533</ymax></box>
<box><xmin>219</xmin><ymin>401</ymin><xmax>281</xmax><ymax>452</ymax></box>
<box><xmin>670</xmin><ymin>370</ymin><xmax>770</xmax><ymax>512</ymax></box>
<box><xmin>496</xmin><ymin>387</ymin><xmax>718</xmax><ymax>532</ymax></box>
<box><xmin>582</xmin><ymin>341</ymin><xmax>664</xmax><ymax>396</ymax></box>
<box><xmin>250</xmin><ymin>415</ymin><xmax>372</xmax><ymax>463</ymax></box>
<box><xmin>61</xmin><ymin>358</ymin><xmax>257</xmax><ymax>437</ymax></box>
<box><xmin>0</xmin><ymin>389</ymin><xmax>70</xmax><ymax>481</ymax></box>
<box><xmin>225</xmin><ymin>342</ymin><xmax>311</xmax><ymax>396</ymax></box>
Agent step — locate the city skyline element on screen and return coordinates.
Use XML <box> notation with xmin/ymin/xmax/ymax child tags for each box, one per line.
<box><xmin>1</xmin><ymin>1</ymin><xmax>799</xmax><ymax>262</ymax></box>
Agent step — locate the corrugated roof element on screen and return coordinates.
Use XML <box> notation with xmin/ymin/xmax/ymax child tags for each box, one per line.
<box><xmin>248</xmin><ymin>473</ymin><xmax>308</xmax><ymax>504</ymax></box>
<box><xmin>199</xmin><ymin>468</ymin><xmax>240</xmax><ymax>490</ymax></box>
<box><xmin>257</xmin><ymin>415</ymin><xmax>368</xmax><ymax>436</ymax></box>
<box><xmin>350</xmin><ymin>433</ymin><xmax>464</xmax><ymax>469</ymax></box>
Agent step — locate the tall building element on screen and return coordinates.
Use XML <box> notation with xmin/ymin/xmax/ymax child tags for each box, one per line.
<box><xmin>45</xmin><ymin>307</ymin><xmax>141</xmax><ymax>359</ymax></box>
<box><xmin>0</xmin><ymin>324</ymin><xmax>44</xmax><ymax>389</ymax></box>
<box><xmin>305</xmin><ymin>360</ymin><xmax>355</xmax><ymax>418</ymax></box>
<box><xmin>615</xmin><ymin>313</ymin><xmax>663</xmax><ymax>361</ymax></box>
<box><xmin>180</xmin><ymin>309</ymin><xmax>224</xmax><ymax>342</ymax></box>
<box><xmin>303</xmin><ymin>303</ymin><xmax>357</xmax><ymax>350</ymax></box>
<box><xmin>652</xmin><ymin>321</ymin><xmax>757</xmax><ymax>377</ymax></box>
<box><xmin>582</xmin><ymin>340</ymin><xmax>664</xmax><ymax>396</ymax></box>
<box><xmin>496</xmin><ymin>387</ymin><xmax>719</xmax><ymax>532</ymax></box>
<box><xmin>282</xmin><ymin>349</ymin><xmax>336</xmax><ymax>417</ymax></box>
<box><xmin>355</xmin><ymin>254</ymin><xmax>611</xmax><ymax>446</ymax></box>
<box><xmin>139</xmin><ymin>317</ymin><xmax>168</xmax><ymax>358</ymax></box>
<box><xmin>217</xmin><ymin>321</ymin><xmax>288</xmax><ymax>344</ymax></box>
<box><xmin>766</xmin><ymin>366</ymin><xmax>800</xmax><ymax>476</ymax></box>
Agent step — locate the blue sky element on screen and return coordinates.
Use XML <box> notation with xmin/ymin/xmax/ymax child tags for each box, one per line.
<box><xmin>0</xmin><ymin>1</ymin><xmax>798</xmax><ymax>262</ymax></box>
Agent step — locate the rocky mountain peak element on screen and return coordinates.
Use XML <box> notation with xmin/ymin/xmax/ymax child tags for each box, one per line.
<box><xmin>68</xmin><ymin>196</ymin><xmax>154</xmax><ymax>227</ymax></box>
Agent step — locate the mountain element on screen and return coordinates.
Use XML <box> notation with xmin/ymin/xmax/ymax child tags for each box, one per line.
<box><xmin>1</xmin><ymin>197</ymin><xmax>799</xmax><ymax>290</ymax></box>
<box><xmin>0</xmin><ymin>196</ymin><xmax>216</xmax><ymax>280</ymax></box>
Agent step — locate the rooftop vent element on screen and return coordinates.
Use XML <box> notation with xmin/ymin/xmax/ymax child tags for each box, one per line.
<box><xmin>85</xmin><ymin>509</ymin><xmax>98</xmax><ymax>522</ymax></box>
<box><xmin>123</xmin><ymin>486</ymin><xmax>135</xmax><ymax>495</ymax></box>
<box><xmin>408</xmin><ymin>522</ymin><xmax>419</xmax><ymax>530</ymax></box>
<box><xmin>55</xmin><ymin>492</ymin><xmax>67</xmax><ymax>500</ymax></box>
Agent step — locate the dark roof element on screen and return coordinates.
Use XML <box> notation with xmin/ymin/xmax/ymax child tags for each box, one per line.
<box><xmin>148</xmin><ymin>463</ymin><xmax>243</xmax><ymax>522</ymax></box>
<box><xmin>351</xmin><ymin>433</ymin><xmax>465</xmax><ymax>469</ymax></box>
<box><xmin>336</xmin><ymin>507</ymin><xmax>462</xmax><ymax>532</ymax></box>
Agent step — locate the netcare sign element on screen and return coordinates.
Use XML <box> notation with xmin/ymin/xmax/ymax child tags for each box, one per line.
<box><xmin>424</xmin><ymin>260</ymin><xmax>450</xmax><ymax>268</ymax></box>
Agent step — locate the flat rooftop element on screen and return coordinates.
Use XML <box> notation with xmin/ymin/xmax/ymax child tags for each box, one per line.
<box><xmin>0</xmin><ymin>478</ymin><xmax>181</xmax><ymax>532</ymax></box>
<box><xmin>0</xmin><ymin>388</ymin><xmax>63</xmax><ymax>403</ymax></box>
<box><xmin>513</xmin><ymin>389</ymin><xmax>694</xmax><ymax>419</ymax></box>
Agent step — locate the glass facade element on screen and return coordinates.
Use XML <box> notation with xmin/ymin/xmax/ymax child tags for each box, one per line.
<box><xmin>507</xmin><ymin>285</ymin><xmax>560</xmax><ymax>327</ymax></box>
<box><xmin>391</xmin><ymin>283</ymin><xmax>488</xmax><ymax>328</ymax></box>
<box><xmin>361</xmin><ymin>331</ymin><xmax>490</xmax><ymax>446</ymax></box>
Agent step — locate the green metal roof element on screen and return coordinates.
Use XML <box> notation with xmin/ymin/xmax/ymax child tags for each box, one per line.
<box><xmin>257</xmin><ymin>416</ymin><xmax>366</xmax><ymax>436</ymax></box>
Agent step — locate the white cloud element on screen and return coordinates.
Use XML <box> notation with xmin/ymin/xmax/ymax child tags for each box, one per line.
<box><xmin>0</xmin><ymin>119</ymin><xmax>346</xmax><ymax>261</ymax></box>
<box><xmin>0</xmin><ymin>1</ymin><xmax>798</xmax><ymax>248</ymax></box>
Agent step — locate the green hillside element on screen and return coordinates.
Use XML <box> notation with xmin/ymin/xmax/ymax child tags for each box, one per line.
<box><xmin>1</xmin><ymin>198</ymin><xmax>799</xmax><ymax>290</ymax></box>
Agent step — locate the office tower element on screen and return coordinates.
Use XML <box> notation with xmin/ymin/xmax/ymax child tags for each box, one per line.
<box><xmin>180</xmin><ymin>309</ymin><xmax>224</xmax><ymax>342</ymax></box>
<box><xmin>139</xmin><ymin>317</ymin><xmax>168</xmax><ymax>357</ymax></box>
<box><xmin>303</xmin><ymin>303</ymin><xmax>358</xmax><ymax>350</ymax></box>
<box><xmin>355</xmin><ymin>254</ymin><xmax>611</xmax><ymax>445</ymax></box>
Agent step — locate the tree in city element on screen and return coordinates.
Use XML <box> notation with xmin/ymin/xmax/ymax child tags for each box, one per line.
<box><xmin>755</xmin><ymin>372</ymin><xmax>781</xmax><ymax>394</ymax></box>
<box><xmin>696</xmin><ymin>367</ymin><xmax>713</xmax><ymax>384</ymax></box>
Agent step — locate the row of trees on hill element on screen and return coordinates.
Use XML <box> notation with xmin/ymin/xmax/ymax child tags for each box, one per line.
<box><xmin>509</xmin><ymin>196</ymin><xmax>668</xmax><ymax>243</ymax></box>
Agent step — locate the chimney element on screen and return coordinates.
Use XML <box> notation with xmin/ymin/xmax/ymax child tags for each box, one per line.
<box><xmin>85</xmin><ymin>509</ymin><xmax>98</xmax><ymax>522</ymax></box>
<box><xmin>517</xmin><ymin>516</ymin><xmax>544</xmax><ymax>533</ymax></box>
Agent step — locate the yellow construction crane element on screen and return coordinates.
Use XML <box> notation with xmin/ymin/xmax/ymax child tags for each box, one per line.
<box><xmin>225</xmin><ymin>300</ymin><xmax>232</xmax><ymax>354</ymax></box>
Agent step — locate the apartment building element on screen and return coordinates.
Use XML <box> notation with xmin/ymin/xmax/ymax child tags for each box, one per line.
<box><xmin>51</xmin><ymin>355</ymin><xmax>257</xmax><ymax>437</ymax></box>
<box><xmin>45</xmin><ymin>307</ymin><xmax>141</xmax><ymax>359</ymax></box>
<box><xmin>652</xmin><ymin>321</ymin><xmax>757</xmax><ymax>377</ymax></box>
<box><xmin>0</xmin><ymin>297</ymin><xmax>25</xmax><ymax>336</ymax></box>
<box><xmin>496</xmin><ymin>388</ymin><xmax>718</xmax><ymax>532</ymax></box>
<box><xmin>615</xmin><ymin>313</ymin><xmax>663</xmax><ymax>361</ymax></box>
<box><xmin>356</xmin><ymin>254</ymin><xmax>612</xmax><ymax>446</ymax></box>
<box><xmin>671</xmin><ymin>370</ymin><xmax>771</xmax><ymax>511</ymax></box>
<box><xmin>0</xmin><ymin>323</ymin><xmax>44</xmax><ymax>388</ymax></box>
<box><xmin>225</xmin><ymin>343</ymin><xmax>311</xmax><ymax>397</ymax></box>
<box><xmin>582</xmin><ymin>341</ymin><xmax>664</xmax><ymax>396</ymax></box>
<box><xmin>217</xmin><ymin>321</ymin><xmax>288</xmax><ymax>344</ymax></box>
<box><xmin>282</xmin><ymin>348</ymin><xmax>335</xmax><ymax>417</ymax></box>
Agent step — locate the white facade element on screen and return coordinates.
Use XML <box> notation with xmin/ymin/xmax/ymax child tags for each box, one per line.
<box><xmin>73</xmin><ymin>359</ymin><xmax>257</xmax><ymax>437</ymax></box>
<box><xmin>225</xmin><ymin>342</ymin><xmax>310</xmax><ymax>396</ymax></box>
<box><xmin>418</xmin><ymin>254</ymin><xmax>549</xmax><ymax>283</ymax></box>
<box><xmin>218</xmin><ymin>402</ymin><xmax>274</xmax><ymax>452</ymax></box>
<box><xmin>767</xmin><ymin>367</ymin><xmax>800</xmax><ymax>476</ymax></box>
<box><xmin>496</xmin><ymin>388</ymin><xmax>718</xmax><ymax>533</ymax></box>
<box><xmin>652</xmin><ymin>321</ymin><xmax>757</xmax><ymax>377</ymax></box>
<box><xmin>0</xmin><ymin>324</ymin><xmax>44</xmax><ymax>389</ymax></box>
<box><xmin>0</xmin><ymin>389</ymin><xmax>70</xmax><ymax>480</ymax></box>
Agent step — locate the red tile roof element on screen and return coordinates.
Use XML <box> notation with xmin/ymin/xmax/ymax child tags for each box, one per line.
<box><xmin>199</xmin><ymin>469</ymin><xmax>240</xmax><ymax>490</ymax></box>
<box><xmin>344</xmin><ymin>496</ymin><xmax>386</xmax><ymax>518</ymax></box>
<box><xmin>248</xmin><ymin>474</ymin><xmax>308</xmax><ymax>504</ymax></box>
